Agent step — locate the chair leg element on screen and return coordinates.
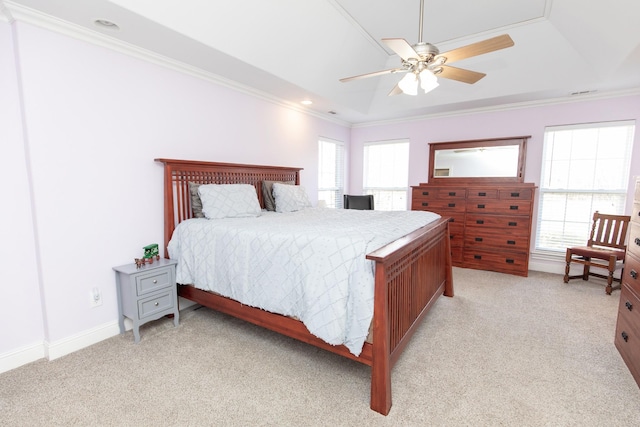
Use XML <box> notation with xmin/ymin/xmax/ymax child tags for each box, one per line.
<box><xmin>582</xmin><ymin>258</ymin><xmax>590</xmax><ymax>281</ymax></box>
<box><xmin>564</xmin><ymin>250</ymin><xmax>571</xmax><ymax>283</ymax></box>
<box><xmin>606</xmin><ymin>256</ymin><xmax>616</xmax><ymax>295</ymax></box>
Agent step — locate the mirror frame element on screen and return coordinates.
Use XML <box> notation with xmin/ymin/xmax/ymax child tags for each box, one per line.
<box><xmin>428</xmin><ymin>136</ymin><xmax>529</xmax><ymax>183</ymax></box>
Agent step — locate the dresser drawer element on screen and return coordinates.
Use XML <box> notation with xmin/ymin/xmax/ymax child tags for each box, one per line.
<box><xmin>627</xmin><ymin>222</ymin><xmax>640</xmax><ymax>260</ymax></box>
<box><xmin>135</xmin><ymin>268</ymin><xmax>173</xmax><ymax>296</ymax></box>
<box><xmin>467</xmin><ymin>189</ymin><xmax>498</xmax><ymax>199</ymax></box>
<box><xmin>411</xmin><ymin>199</ymin><xmax>466</xmax><ymax>212</ymax></box>
<box><xmin>619</xmin><ymin>284</ymin><xmax>640</xmax><ymax>336</ymax></box>
<box><xmin>412</xmin><ymin>187</ymin><xmax>465</xmax><ymax>200</ymax></box>
<box><xmin>138</xmin><ymin>291</ymin><xmax>174</xmax><ymax>319</ymax></box>
<box><xmin>449</xmin><ymin>223</ymin><xmax>464</xmax><ymax>248</ymax></box>
<box><xmin>623</xmin><ymin>254</ymin><xmax>640</xmax><ymax>296</ymax></box>
<box><xmin>615</xmin><ymin>308</ymin><xmax>640</xmax><ymax>386</ymax></box>
<box><xmin>464</xmin><ymin>229</ymin><xmax>530</xmax><ymax>251</ymax></box>
<box><xmin>499</xmin><ymin>188</ymin><xmax>533</xmax><ymax>200</ymax></box>
<box><xmin>465</xmin><ymin>213</ymin><xmax>530</xmax><ymax>233</ymax></box>
<box><xmin>466</xmin><ymin>200</ymin><xmax>532</xmax><ymax>215</ymax></box>
<box><xmin>463</xmin><ymin>250</ymin><xmax>528</xmax><ymax>275</ymax></box>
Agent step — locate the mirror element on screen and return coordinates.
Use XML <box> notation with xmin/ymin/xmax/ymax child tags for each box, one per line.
<box><xmin>428</xmin><ymin>136</ymin><xmax>529</xmax><ymax>183</ymax></box>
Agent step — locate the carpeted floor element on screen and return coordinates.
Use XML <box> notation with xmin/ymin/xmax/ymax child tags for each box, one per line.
<box><xmin>1</xmin><ymin>267</ymin><xmax>639</xmax><ymax>426</ymax></box>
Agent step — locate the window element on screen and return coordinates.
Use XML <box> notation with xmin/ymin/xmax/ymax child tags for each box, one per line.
<box><xmin>318</xmin><ymin>137</ymin><xmax>345</xmax><ymax>208</ymax></box>
<box><xmin>363</xmin><ymin>140</ymin><xmax>410</xmax><ymax>211</ymax></box>
<box><xmin>536</xmin><ymin>121</ymin><xmax>635</xmax><ymax>252</ymax></box>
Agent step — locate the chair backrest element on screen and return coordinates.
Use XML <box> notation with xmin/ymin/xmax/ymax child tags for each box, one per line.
<box><xmin>588</xmin><ymin>211</ymin><xmax>631</xmax><ymax>251</ymax></box>
<box><xmin>343</xmin><ymin>194</ymin><xmax>374</xmax><ymax>210</ymax></box>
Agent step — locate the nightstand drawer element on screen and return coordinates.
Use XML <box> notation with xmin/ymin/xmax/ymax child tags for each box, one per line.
<box><xmin>136</xmin><ymin>268</ymin><xmax>173</xmax><ymax>296</ymax></box>
<box><xmin>138</xmin><ymin>291</ymin><xmax>174</xmax><ymax>319</ymax></box>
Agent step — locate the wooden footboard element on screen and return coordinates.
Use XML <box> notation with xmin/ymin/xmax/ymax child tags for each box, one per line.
<box><xmin>156</xmin><ymin>158</ymin><xmax>453</xmax><ymax>416</ymax></box>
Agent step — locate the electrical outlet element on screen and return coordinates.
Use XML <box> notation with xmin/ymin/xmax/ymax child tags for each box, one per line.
<box><xmin>90</xmin><ymin>287</ymin><xmax>102</xmax><ymax>307</ymax></box>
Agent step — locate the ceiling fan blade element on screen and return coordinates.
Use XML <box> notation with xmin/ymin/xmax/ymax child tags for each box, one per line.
<box><xmin>437</xmin><ymin>65</ymin><xmax>486</xmax><ymax>84</ymax></box>
<box><xmin>388</xmin><ymin>84</ymin><xmax>403</xmax><ymax>96</ymax></box>
<box><xmin>382</xmin><ymin>38</ymin><xmax>420</xmax><ymax>61</ymax></box>
<box><xmin>435</xmin><ymin>34</ymin><xmax>514</xmax><ymax>64</ymax></box>
<box><xmin>340</xmin><ymin>67</ymin><xmax>405</xmax><ymax>83</ymax></box>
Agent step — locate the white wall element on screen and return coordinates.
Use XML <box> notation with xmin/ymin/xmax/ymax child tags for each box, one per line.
<box><xmin>1</xmin><ymin>21</ymin><xmax>350</xmax><ymax>372</ymax></box>
<box><xmin>350</xmin><ymin>94</ymin><xmax>640</xmax><ymax>274</ymax></box>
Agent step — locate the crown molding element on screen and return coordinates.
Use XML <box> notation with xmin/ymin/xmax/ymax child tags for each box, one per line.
<box><xmin>351</xmin><ymin>88</ymin><xmax>640</xmax><ymax>129</ymax></box>
<box><xmin>3</xmin><ymin>1</ymin><xmax>351</xmax><ymax>128</ymax></box>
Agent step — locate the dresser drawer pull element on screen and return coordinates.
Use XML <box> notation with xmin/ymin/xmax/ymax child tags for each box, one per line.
<box><xmin>474</xmin><ymin>255</ymin><xmax>482</xmax><ymax>260</ymax></box>
<box><xmin>626</xmin><ymin>301</ymin><xmax>633</xmax><ymax>311</ymax></box>
<box><xmin>506</xmin><ymin>259</ymin><xmax>515</xmax><ymax>264</ymax></box>
<box><xmin>635</xmin><ymin>238</ymin><xmax>640</xmax><ymax>246</ymax></box>
<box><xmin>448</xmin><ymin>218</ymin><xmax>455</xmax><ymax>222</ymax></box>
<box><xmin>448</xmin><ymin>191</ymin><xmax>456</xmax><ymax>196</ymax></box>
<box><xmin>509</xmin><ymin>205</ymin><xmax>519</xmax><ymax>210</ymax></box>
<box><xmin>422</xmin><ymin>191</ymin><xmax>429</xmax><ymax>196</ymax></box>
<box><xmin>630</xmin><ymin>270</ymin><xmax>638</xmax><ymax>279</ymax></box>
<box><xmin>153</xmin><ymin>279</ymin><xmax>157</xmax><ymax>284</ymax></box>
<box><xmin>507</xmin><ymin>240</ymin><xmax>516</xmax><ymax>245</ymax></box>
<box><xmin>154</xmin><ymin>301</ymin><xmax>159</xmax><ymax>307</ymax></box>
<box><xmin>508</xmin><ymin>222</ymin><xmax>517</xmax><ymax>226</ymax></box>
<box><xmin>475</xmin><ymin>237</ymin><xmax>483</xmax><ymax>242</ymax></box>
<box><xmin>422</xmin><ymin>202</ymin><xmax>429</xmax><ymax>207</ymax></box>
<box><xmin>621</xmin><ymin>331</ymin><xmax>629</xmax><ymax>342</ymax></box>
<box><xmin>510</xmin><ymin>192</ymin><xmax>520</xmax><ymax>197</ymax></box>
<box><xmin>476</xmin><ymin>220</ymin><xmax>484</xmax><ymax>224</ymax></box>
<box><xmin>478</xmin><ymin>192</ymin><xmax>486</xmax><ymax>196</ymax></box>
<box><xmin>477</xmin><ymin>204</ymin><xmax>485</xmax><ymax>209</ymax></box>
<box><xmin>448</xmin><ymin>203</ymin><xmax>456</xmax><ymax>207</ymax></box>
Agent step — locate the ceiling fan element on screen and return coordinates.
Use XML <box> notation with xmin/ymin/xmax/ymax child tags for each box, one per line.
<box><xmin>339</xmin><ymin>0</ymin><xmax>514</xmax><ymax>96</ymax></box>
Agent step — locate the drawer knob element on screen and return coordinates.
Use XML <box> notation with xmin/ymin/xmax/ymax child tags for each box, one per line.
<box><xmin>478</xmin><ymin>192</ymin><xmax>486</xmax><ymax>197</ymax></box>
<box><xmin>448</xmin><ymin>192</ymin><xmax>456</xmax><ymax>196</ymax></box>
<box><xmin>508</xmin><ymin>222</ymin><xmax>517</xmax><ymax>226</ymax></box>
<box><xmin>511</xmin><ymin>192</ymin><xmax>520</xmax><ymax>197</ymax></box>
<box><xmin>621</xmin><ymin>331</ymin><xmax>629</xmax><ymax>342</ymax></box>
<box><xmin>153</xmin><ymin>279</ymin><xmax>158</xmax><ymax>284</ymax></box>
<box><xmin>474</xmin><ymin>255</ymin><xmax>482</xmax><ymax>260</ymax></box>
<box><xmin>476</xmin><ymin>220</ymin><xmax>484</xmax><ymax>224</ymax></box>
<box><xmin>509</xmin><ymin>205</ymin><xmax>518</xmax><ymax>210</ymax></box>
<box><xmin>631</xmin><ymin>270</ymin><xmax>638</xmax><ymax>279</ymax></box>
<box><xmin>626</xmin><ymin>301</ymin><xmax>633</xmax><ymax>311</ymax></box>
<box><xmin>475</xmin><ymin>237</ymin><xmax>483</xmax><ymax>242</ymax></box>
<box><xmin>506</xmin><ymin>259</ymin><xmax>515</xmax><ymax>264</ymax></box>
<box><xmin>422</xmin><ymin>191</ymin><xmax>429</xmax><ymax>196</ymax></box>
<box><xmin>635</xmin><ymin>238</ymin><xmax>640</xmax><ymax>246</ymax></box>
<box><xmin>507</xmin><ymin>240</ymin><xmax>516</xmax><ymax>245</ymax></box>
<box><xmin>154</xmin><ymin>302</ymin><xmax>159</xmax><ymax>306</ymax></box>
<box><xmin>478</xmin><ymin>204</ymin><xmax>485</xmax><ymax>209</ymax></box>
<box><xmin>448</xmin><ymin>203</ymin><xmax>456</xmax><ymax>207</ymax></box>
<box><xmin>422</xmin><ymin>202</ymin><xmax>429</xmax><ymax>206</ymax></box>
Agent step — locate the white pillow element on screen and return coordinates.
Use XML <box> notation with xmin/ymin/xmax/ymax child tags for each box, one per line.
<box><xmin>198</xmin><ymin>184</ymin><xmax>261</xmax><ymax>219</ymax></box>
<box><xmin>272</xmin><ymin>183</ymin><xmax>312</xmax><ymax>213</ymax></box>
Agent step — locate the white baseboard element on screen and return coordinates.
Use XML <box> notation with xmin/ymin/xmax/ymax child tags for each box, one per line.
<box><xmin>45</xmin><ymin>321</ymin><xmax>121</xmax><ymax>361</ymax></box>
<box><xmin>0</xmin><ymin>342</ymin><xmax>45</xmax><ymax>374</ymax></box>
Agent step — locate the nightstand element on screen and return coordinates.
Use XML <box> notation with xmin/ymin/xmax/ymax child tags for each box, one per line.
<box><xmin>113</xmin><ymin>258</ymin><xmax>179</xmax><ymax>343</ymax></box>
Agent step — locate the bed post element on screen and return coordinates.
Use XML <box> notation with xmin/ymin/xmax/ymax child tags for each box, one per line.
<box><xmin>370</xmin><ymin>261</ymin><xmax>392</xmax><ymax>415</ymax></box>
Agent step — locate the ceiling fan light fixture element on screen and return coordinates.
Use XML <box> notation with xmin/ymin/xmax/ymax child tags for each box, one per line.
<box><xmin>419</xmin><ymin>69</ymin><xmax>439</xmax><ymax>93</ymax></box>
<box><xmin>398</xmin><ymin>72</ymin><xmax>419</xmax><ymax>95</ymax></box>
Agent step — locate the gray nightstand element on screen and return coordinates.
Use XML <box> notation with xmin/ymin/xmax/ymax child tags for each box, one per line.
<box><xmin>113</xmin><ymin>258</ymin><xmax>179</xmax><ymax>343</ymax></box>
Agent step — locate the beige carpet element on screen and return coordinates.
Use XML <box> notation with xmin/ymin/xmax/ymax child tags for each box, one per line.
<box><xmin>1</xmin><ymin>267</ymin><xmax>639</xmax><ymax>426</ymax></box>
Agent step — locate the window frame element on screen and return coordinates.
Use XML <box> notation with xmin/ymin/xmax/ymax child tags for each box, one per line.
<box><xmin>317</xmin><ymin>137</ymin><xmax>346</xmax><ymax>209</ymax></box>
<box><xmin>363</xmin><ymin>139</ymin><xmax>410</xmax><ymax>211</ymax></box>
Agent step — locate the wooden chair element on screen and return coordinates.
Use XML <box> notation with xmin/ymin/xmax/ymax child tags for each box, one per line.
<box><xmin>343</xmin><ymin>194</ymin><xmax>374</xmax><ymax>210</ymax></box>
<box><xmin>564</xmin><ymin>211</ymin><xmax>631</xmax><ymax>294</ymax></box>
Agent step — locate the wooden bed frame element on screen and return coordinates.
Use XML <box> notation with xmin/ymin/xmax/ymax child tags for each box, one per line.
<box><xmin>155</xmin><ymin>158</ymin><xmax>454</xmax><ymax>415</ymax></box>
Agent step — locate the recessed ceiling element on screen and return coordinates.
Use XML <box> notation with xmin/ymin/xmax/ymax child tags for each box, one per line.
<box><xmin>4</xmin><ymin>0</ymin><xmax>640</xmax><ymax>124</ymax></box>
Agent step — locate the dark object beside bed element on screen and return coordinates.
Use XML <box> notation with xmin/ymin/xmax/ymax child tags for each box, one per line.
<box><xmin>155</xmin><ymin>158</ymin><xmax>454</xmax><ymax>415</ymax></box>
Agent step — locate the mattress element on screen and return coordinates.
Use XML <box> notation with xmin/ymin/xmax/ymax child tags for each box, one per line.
<box><xmin>167</xmin><ymin>207</ymin><xmax>440</xmax><ymax>355</ymax></box>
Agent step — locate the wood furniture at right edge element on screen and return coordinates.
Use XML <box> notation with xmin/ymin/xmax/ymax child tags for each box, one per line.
<box><xmin>615</xmin><ymin>176</ymin><xmax>640</xmax><ymax>387</ymax></box>
<box><xmin>412</xmin><ymin>135</ymin><xmax>535</xmax><ymax>277</ymax></box>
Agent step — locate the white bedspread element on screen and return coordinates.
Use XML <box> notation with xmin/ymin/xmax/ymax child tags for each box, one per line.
<box><xmin>167</xmin><ymin>207</ymin><xmax>440</xmax><ymax>355</ymax></box>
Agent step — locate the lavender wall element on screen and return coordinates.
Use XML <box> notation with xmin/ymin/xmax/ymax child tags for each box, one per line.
<box><xmin>2</xmin><ymin>21</ymin><xmax>349</xmax><ymax>369</ymax></box>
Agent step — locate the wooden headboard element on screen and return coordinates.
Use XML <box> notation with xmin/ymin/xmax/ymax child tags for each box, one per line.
<box><xmin>155</xmin><ymin>158</ymin><xmax>302</xmax><ymax>257</ymax></box>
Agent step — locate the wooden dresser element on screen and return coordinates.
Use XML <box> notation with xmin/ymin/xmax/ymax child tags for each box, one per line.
<box><xmin>615</xmin><ymin>177</ymin><xmax>640</xmax><ymax>387</ymax></box>
<box><xmin>412</xmin><ymin>182</ymin><xmax>535</xmax><ymax>276</ymax></box>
